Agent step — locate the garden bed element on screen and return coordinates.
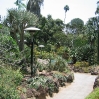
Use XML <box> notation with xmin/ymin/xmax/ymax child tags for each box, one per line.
<box><xmin>19</xmin><ymin>70</ymin><xmax>74</xmax><ymax>99</ymax></box>
<box><xmin>69</xmin><ymin>61</ymin><xmax>99</xmax><ymax>75</ymax></box>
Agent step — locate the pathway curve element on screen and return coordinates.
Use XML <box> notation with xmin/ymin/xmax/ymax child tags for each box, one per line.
<box><xmin>46</xmin><ymin>73</ymin><xmax>97</xmax><ymax>99</ymax></box>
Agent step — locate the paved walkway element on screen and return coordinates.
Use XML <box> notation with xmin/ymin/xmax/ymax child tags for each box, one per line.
<box><xmin>46</xmin><ymin>73</ymin><xmax>97</xmax><ymax>99</ymax></box>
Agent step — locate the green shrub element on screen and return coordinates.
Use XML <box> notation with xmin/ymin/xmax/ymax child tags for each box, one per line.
<box><xmin>27</xmin><ymin>76</ymin><xmax>55</xmax><ymax>97</ymax></box>
<box><xmin>27</xmin><ymin>76</ymin><xmax>48</xmax><ymax>89</ymax></box>
<box><xmin>0</xmin><ymin>66</ymin><xmax>23</xmax><ymax>99</ymax></box>
<box><xmin>57</xmin><ymin>46</ymin><xmax>69</xmax><ymax>58</ymax></box>
<box><xmin>37</xmin><ymin>62</ymin><xmax>47</xmax><ymax>72</ymax></box>
<box><xmin>76</xmin><ymin>45</ymin><xmax>95</xmax><ymax>65</ymax></box>
<box><xmin>53</xmin><ymin>57</ymin><xmax>68</xmax><ymax>72</ymax></box>
<box><xmin>85</xmin><ymin>88</ymin><xmax>99</xmax><ymax>99</ymax></box>
<box><xmin>53</xmin><ymin>72</ymin><xmax>67</xmax><ymax>86</ymax></box>
<box><xmin>46</xmin><ymin>56</ymin><xmax>69</xmax><ymax>72</ymax></box>
<box><xmin>74</xmin><ymin>61</ymin><xmax>89</xmax><ymax>67</ymax></box>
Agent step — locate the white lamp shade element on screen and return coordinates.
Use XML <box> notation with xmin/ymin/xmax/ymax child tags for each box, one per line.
<box><xmin>39</xmin><ymin>45</ymin><xmax>44</xmax><ymax>47</ymax></box>
<box><xmin>24</xmin><ymin>27</ymin><xmax>40</xmax><ymax>31</ymax></box>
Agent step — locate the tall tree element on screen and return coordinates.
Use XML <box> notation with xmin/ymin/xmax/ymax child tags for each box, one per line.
<box><xmin>86</xmin><ymin>18</ymin><xmax>96</xmax><ymax>49</ymax></box>
<box><xmin>27</xmin><ymin>0</ymin><xmax>44</xmax><ymax>17</ymax></box>
<box><xmin>64</xmin><ymin>5</ymin><xmax>69</xmax><ymax>24</ymax></box>
<box><xmin>4</xmin><ymin>9</ymin><xmax>38</xmax><ymax>51</ymax></box>
<box><xmin>70</xmin><ymin>18</ymin><xmax>84</xmax><ymax>35</ymax></box>
<box><xmin>95</xmin><ymin>1</ymin><xmax>99</xmax><ymax>63</ymax></box>
<box><xmin>36</xmin><ymin>15</ymin><xmax>64</xmax><ymax>44</ymax></box>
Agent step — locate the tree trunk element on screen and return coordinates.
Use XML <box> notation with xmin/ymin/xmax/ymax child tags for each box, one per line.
<box><xmin>19</xmin><ymin>28</ymin><xmax>24</xmax><ymax>51</ymax></box>
<box><xmin>64</xmin><ymin>12</ymin><xmax>66</xmax><ymax>24</ymax></box>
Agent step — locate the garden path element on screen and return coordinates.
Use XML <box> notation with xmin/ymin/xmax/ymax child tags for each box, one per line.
<box><xmin>46</xmin><ymin>73</ymin><xmax>97</xmax><ymax>99</ymax></box>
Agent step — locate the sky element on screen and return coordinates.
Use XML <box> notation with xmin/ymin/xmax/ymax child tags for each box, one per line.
<box><xmin>0</xmin><ymin>0</ymin><xmax>98</xmax><ymax>24</ymax></box>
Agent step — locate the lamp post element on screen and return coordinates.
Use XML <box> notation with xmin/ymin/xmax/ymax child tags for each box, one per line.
<box><xmin>24</xmin><ymin>27</ymin><xmax>40</xmax><ymax>77</ymax></box>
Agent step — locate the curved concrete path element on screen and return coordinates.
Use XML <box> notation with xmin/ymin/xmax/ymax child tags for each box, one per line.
<box><xmin>47</xmin><ymin>73</ymin><xmax>97</xmax><ymax>99</ymax></box>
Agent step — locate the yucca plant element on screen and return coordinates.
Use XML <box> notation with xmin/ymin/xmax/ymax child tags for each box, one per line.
<box><xmin>27</xmin><ymin>76</ymin><xmax>56</xmax><ymax>97</ymax></box>
<box><xmin>53</xmin><ymin>56</ymin><xmax>68</xmax><ymax>72</ymax></box>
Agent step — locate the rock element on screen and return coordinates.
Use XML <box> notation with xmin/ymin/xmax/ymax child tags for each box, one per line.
<box><xmin>31</xmin><ymin>89</ymin><xmax>40</xmax><ymax>97</ymax></box>
<box><xmin>93</xmin><ymin>75</ymin><xmax>99</xmax><ymax>88</ymax></box>
<box><xmin>37</xmin><ymin>85</ymin><xmax>47</xmax><ymax>94</ymax></box>
<box><xmin>20</xmin><ymin>94</ymin><xmax>26</xmax><ymax>99</ymax></box>
<box><xmin>67</xmin><ymin>73</ymin><xmax>74</xmax><ymax>83</ymax></box>
<box><xmin>36</xmin><ymin>93</ymin><xmax>47</xmax><ymax>99</ymax></box>
<box><xmin>26</xmin><ymin>89</ymin><xmax>34</xmax><ymax>98</ymax></box>
<box><xmin>91</xmin><ymin>71</ymin><xmax>98</xmax><ymax>75</ymax></box>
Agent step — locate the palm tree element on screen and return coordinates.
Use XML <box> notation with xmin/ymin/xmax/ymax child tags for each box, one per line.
<box><xmin>27</xmin><ymin>0</ymin><xmax>44</xmax><ymax>17</ymax></box>
<box><xmin>4</xmin><ymin>9</ymin><xmax>38</xmax><ymax>51</ymax></box>
<box><xmin>64</xmin><ymin>5</ymin><xmax>69</xmax><ymax>24</ymax></box>
<box><xmin>14</xmin><ymin>0</ymin><xmax>26</xmax><ymax>10</ymax></box>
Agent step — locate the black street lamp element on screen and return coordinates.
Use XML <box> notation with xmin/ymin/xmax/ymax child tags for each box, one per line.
<box><xmin>24</xmin><ymin>27</ymin><xmax>40</xmax><ymax>77</ymax></box>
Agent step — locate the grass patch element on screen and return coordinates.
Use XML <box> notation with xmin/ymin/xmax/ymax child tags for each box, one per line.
<box><xmin>85</xmin><ymin>88</ymin><xmax>99</xmax><ymax>99</ymax></box>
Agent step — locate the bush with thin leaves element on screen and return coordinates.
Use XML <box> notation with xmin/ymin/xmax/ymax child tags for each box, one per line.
<box><xmin>0</xmin><ymin>66</ymin><xmax>23</xmax><ymax>99</ymax></box>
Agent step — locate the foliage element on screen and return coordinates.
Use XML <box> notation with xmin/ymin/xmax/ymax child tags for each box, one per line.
<box><xmin>27</xmin><ymin>76</ymin><xmax>55</xmax><ymax>97</ymax></box>
<box><xmin>56</xmin><ymin>46</ymin><xmax>69</xmax><ymax>55</ymax></box>
<box><xmin>14</xmin><ymin>0</ymin><xmax>26</xmax><ymax>10</ymax></box>
<box><xmin>0</xmin><ymin>23</ymin><xmax>3</xmax><ymax>29</ymax></box>
<box><xmin>27</xmin><ymin>76</ymin><xmax>48</xmax><ymax>89</ymax></box>
<box><xmin>27</xmin><ymin>0</ymin><xmax>44</xmax><ymax>16</ymax></box>
<box><xmin>73</xmin><ymin>35</ymin><xmax>88</xmax><ymax>47</ymax></box>
<box><xmin>53</xmin><ymin>72</ymin><xmax>67</xmax><ymax>86</ymax></box>
<box><xmin>70</xmin><ymin>18</ymin><xmax>84</xmax><ymax>34</ymax></box>
<box><xmin>37</xmin><ymin>60</ymin><xmax>48</xmax><ymax>72</ymax></box>
<box><xmin>74</xmin><ymin>61</ymin><xmax>89</xmax><ymax>67</ymax></box>
<box><xmin>95</xmin><ymin>1</ymin><xmax>99</xmax><ymax>14</ymax></box>
<box><xmin>0</xmin><ymin>33</ymin><xmax>18</xmax><ymax>51</ymax></box>
<box><xmin>36</xmin><ymin>52</ymin><xmax>69</xmax><ymax>73</ymax></box>
<box><xmin>0</xmin><ymin>31</ymin><xmax>31</xmax><ymax>69</ymax></box>
<box><xmin>64</xmin><ymin>5</ymin><xmax>69</xmax><ymax>12</ymax></box>
<box><xmin>0</xmin><ymin>66</ymin><xmax>23</xmax><ymax>99</ymax></box>
<box><xmin>56</xmin><ymin>46</ymin><xmax>69</xmax><ymax>60</ymax></box>
<box><xmin>26</xmin><ymin>71</ymin><xmax>72</xmax><ymax>97</ymax></box>
<box><xmin>36</xmin><ymin>15</ymin><xmax>64</xmax><ymax>44</ymax></box>
<box><xmin>76</xmin><ymin>45</ymin><xmax>95</xmax><ymax>65</ymax></box>
<box><xmin>85</xmin><ymin>88</ymin><xmax>99</xmax><ymax>99</ymax></box>
<box><xmin>0</xmin><ymin>32</ymin><xmax>19</xmax><ymax>64</ymax></box>
<box><xmin>34</xmin><ymin>47</ymin><xmax>51</xmax><ymax>59</ymax></box>
<box><xmin>53</xmin><ymin>32</ymin><xmax>68</xmax><ymax>46</ymax></box>
<box><xmin>4</xmin><ymin>9</ymin><xmax>38</xmax><ymax>51</ymax></box>
<box><xmin>48</xmin><ymin>56</ymin><xmax>68</xmax><ymax>72</ymax></box>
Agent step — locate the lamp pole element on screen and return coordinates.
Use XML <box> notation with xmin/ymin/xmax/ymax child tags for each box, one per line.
<box><xmin>24</xmin><ymin>27</ymin><xmax>40</xmax><ymax>77</ymax></box>
<box><xmin>31</xmin><ymin>34</ymin><xmax>34</xmax><ymax>76</ymax></box>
